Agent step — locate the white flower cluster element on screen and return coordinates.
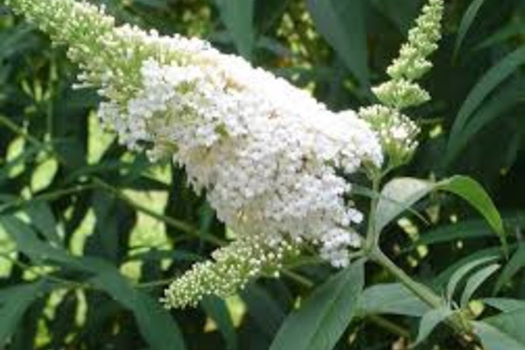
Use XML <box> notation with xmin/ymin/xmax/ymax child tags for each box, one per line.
<box><xmin>6</xmin><ymin>0</ymin><xmax>385</xmax><ymax>307</ymax></box>
<box><xmin>163</xmin><ymin>237</ymin><xmax>300</xmax><ymax>309</ymax></box>
<box><xmin>359</xmin><ymin>105</ymin><xmax>419</xmax><ymax>167</ymax></box>
<box><xmin>100</xmin><ymin>54</ymin><xmax>382</xmax><ymax>268</ymax></box>
<box><xmin>372</xmin><ymin>80</ymin><xmax>430</xmax><ymax>110</ymax></box>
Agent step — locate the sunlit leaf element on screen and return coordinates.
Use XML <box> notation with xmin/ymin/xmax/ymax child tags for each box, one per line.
<box><xmin>202</xmin><ymin>296</ymin><xmax>237</xmax><ymax>350</ymax></box>
<box><xmin>92</xmin><ymin>268</ymin><xmax>187</xmax><ymax>350</ymax></box>
<box><xmin>0</xmin><ymin>281</ymin><xmax>50</xmax><ymax>347</ymax></box>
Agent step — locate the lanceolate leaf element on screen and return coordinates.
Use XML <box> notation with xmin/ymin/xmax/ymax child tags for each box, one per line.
<box><xmin>374</xmin><ymin>177</ymin><xmax>434</xmax><ymax>234</ymax></box>
<box><xmin>446</xmin><ymin>78</ymin><xmax>525</xmax><ymax>165</ymax></box>
<box><xmin>484</xmin><ymin>308</ymin><xmax>525</xmax><ymax>345</ymax></box>
<box><xmin>0</xmin><ymin>281</ymin><xmax>49</xmax><ymax>347</ymax></box>
<box><xmin>370</xmin><ymin>0</ymin><xmax>420</xmax><ymax>33</ymax></box>
<box><xmin>0</xmin><ymin>215</ymin><xmax>103</xmax><ymax>273</ymax></box>
<box><xmin>270</xmin><ymin>260</ymin><xmax>365</xmax><ymax>350</ymax></box>
<box><xmin>374</xmin><ymin>176</ymin><xmax>505</xmax><ymax>252</ymax></box>
<box><xmin>482</xmin><ymin>298</ymin><xmax>525</xmax><ymax>313</ymax></box>
<box><xmin>459</xmin><ymin>263</ymin><xmax>500</xmax><ymax>307</ymax></box>
<box><xmin>24</xmin><ymin>201</ymin><xmax>60</xmax><ymax>246</ymax></box>
<box><xmin>92</xmin><ymin>268</ymin><xmax>187</xmax><ymax>350</ymax></box>
<box><xmin>405</xmin><ymin>212</ymin><xmax>525</xmax><ymax>252</ymax></box>
<box><xmin>241</xmin><ymin>285</ymin><xmax>287</xmax><ymax>338</ymax></box>
<box><xmin>473</xmin><ymin>321</ymin><xmax>525</xmax><ymax>350</ymax></box>
<box><xmin>415</xmin><ymin>307</ymin><xmax>455</xmax><ymax>345</ymax></box>
<box><xmin>305</xmin><ymin>0</ymin><xmax>369</xmax><ymax>87</ymax></box>
<box><xmin>494</xmin><ymin>244</ymin><xmax>525</xmax><ymax>294</ymax></box>
<box><xmin>358</xmin><ymin>283</ymin><xmax>430</xmax><ymax>317</ymax></box>
<box><xmin>201</xmin><ymin>296</ymin><xmax>238</xmax><ymax>350</ymax></box>
<box><xmin>434</xmin><ymin>247</ymin><xmax>502</xmax><ymax>287</ymax></box>
<box><xmin>453</xmin><ymin>0</ymin><xmax>488</xmax><ymax>58</ymax></box>
<box><xmin>446</xmin><ymin>256</ymin><xmax>497</xmax><ymax>302</ymax></box>
<box><xmin>447</xmin><ymin>46</ymin><xmax>525</xmax><ymax>158</ymax></box>
<box><xmin>214</xmin><ymin>0</ymin><xmax>255</xmax><ymax>58</ymax></box>
<box><xmin>437</xmin><ymin>176</ymin><xmax>507</xmax><ymax>254</ymax></box>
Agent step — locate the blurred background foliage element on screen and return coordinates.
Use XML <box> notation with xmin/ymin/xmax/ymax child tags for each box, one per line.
<box><xmin>0</xmin><ymin>0</ymin><xmax>524</xmax><ymax>349</ymax></box>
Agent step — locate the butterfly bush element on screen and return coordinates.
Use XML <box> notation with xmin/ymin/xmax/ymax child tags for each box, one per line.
<box><xmin>6</xmin><ymin>0</ymin><xmax>442</xmax><ymax>308</ymax></box>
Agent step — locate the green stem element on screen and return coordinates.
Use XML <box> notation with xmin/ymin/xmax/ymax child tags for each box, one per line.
<box><xmin>370</xmin><ymin>247</ymin><xmax>443</xmax><ymax>308</ymax></box>
<box><xmin>364</xmin><ymin>176</ymin><xmax>381</xmax><ymax>252</ymax></box>
<box><xmin>368</xmin><ymin>314</ymin><xmax>411</xmax><ymax>338</ymax></box>
<box><xmin>0</xmin><ymin>184</ymin><xmax>95</xmax><ymax>213</ymax></box>
<box><xmin>91</xmin><ymin>178</ymin><xmax>224</xmax><ymax>246</ymax></box>
<box><xmin>369</xmin><ymin>247</ymin><xmax>475</xmax><ymax>340</ymax></box>
<box><xmin>0</xmin><ymin>251</ymin><xmax>89</xmax><ymax>289</ymax></box>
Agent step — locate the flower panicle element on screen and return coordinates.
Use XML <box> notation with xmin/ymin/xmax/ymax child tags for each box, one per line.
<box><xmin>373</xmin><ymin>0</ymin><xmax>444</xmax><ymax>109</ymax></box>
<box><xmin>162</xmin><ymin>238</ymin><xmax>300</xmax><ymax>309</ymax></box>
<box><xmin>5</xmin><ymin>0</ymin><xmax>210</xmax><ymax>103</ymax></box>
<box><xmin>6</xmin><ymin>0</ymin><xmax>385</xmax><ymax>309</ymax></box>
<box><xmin>386</xmin><ymin>0</ymin><xmax>444</xmax><ymax>83</ymax></box>
<box><xmin>362</xmin><ymin>0</ymin><xmax>444</xmax><ymax>169</ymax></box>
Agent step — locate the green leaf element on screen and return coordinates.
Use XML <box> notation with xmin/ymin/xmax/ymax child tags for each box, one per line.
<box><xmin>405</xmin><ymin>212</ymin><xmax>525</xmax><ymax>253</ymax></box>
<box><xmin>473</xmin><ymin>321</ymin><xmax>525</xmax><ymax>350</ymax></box>
<box><xmin>305</xmin><ymin>0</ymin><xmax>369</xmax><ymax>87</ymax></box>
<box><xmin>254</xmin><ymin>0</ymin><xmax>293</xmax><ymax>34</ymax></box>
<box><xmin>460</xmin><ymin>263</ymin><xmax>500</xmax><ymax>308</ymax></box>
<box><xmin>437</xmin><ymin>176</ymin><xmax>507</xmax><ymax>253</ymax></box>
<box><xmin>358</xmin><ymin>283</ymin><xmax>430</xmax><ymax>317</ymax></box>
<box><xmin>0</xmin><ymin>281</ymin><xmax>49</xmax><ymax>347</ymax></box>
<box><xmin>494</xmin><ymin>244</ymin><xmax>525</xmax><ymax>294</ymax></box>
<box><xmin>484</xmin><ymin>308</ymin><xmax>525</xmax><ymax>345</ymax></box>
<box><xmin>434</xmin><ymin>247</ymin><xmax>502</xmax><ymax>287</ymax></box>
<box><xmin>453</xmin><ymin>0</ymin><xmax>488</xmax><ymax>59</ymax></box>
<box><xmin>24</xmin><ymin>201</ymin><xmax>61</xmax><ymax>246</ymax></box>
<box><xmin>202</xmin><ymin>296</ymin><xmax>237</xmax><ymax>350</ymax></box>
<box><xmin>0</xmin><ymin>23</ymin><xmax>38</xmax><ymax>61</ymax></box>
<box><xmin>0</xmin><ymin>215</ymin><xmax>103</xmax><ymax>273</ymax></box>
<box><xmin>448</xmin><ymin>47</ymin><xmax>525</xmax><ymax>155</ymax></box>
<box><xmin>374</xmin><ymin>177</ymin><xmax>434</xmax><ymax>234</ymax></box>
<box><xmin>242</xmin><ymin>284</ymin><xmax>287</xmax><ymax>338</ymax></box>
<box><xmin>214</xmin><ymin>0</ymin><xmax>255</xmax><ymax>58</ymax></box>
<box><xmin>445</xmin><ymin>78</ymin><xmax>525</xmax><ymax>165</ymax></box>
<box><xmin>446</xmin><ymin>256</ymin><xmax>497</xmax><ymax>302</ymax></box>
<box><xmin>415</xmin><ymin>307</ymin><xmax>455</xmax><ymax>345</ymax></box>
<box><xmin>374</xmin><ymin>176</ymin><xmax>505</xmax><ymax>251</ymax></box>
<box><xmin>370</xmin><ymin>0</ymin><xmax>420</xmax><ymax>33</ymax></box>
<box><xmin>125</xmin><ymin>249</ymin><xmax>203</xmax><ymax>263</ymax></box>
<box><xmin>474</xmin><ymin>22</ymin><xmax>525</xmax><ymax>51</ymax></box>
<box><xmin>270</xmin><ymin>260</ymin><xmax>365</xmax><ymax>350</ymax></box>
<box><xmin>92</xmin><ymin>268</ymin><xmax>187</xmax><ymax>350</ymax></box>
<box><xmin>482</xmin><ymin>298</ymin><xmax>525</xmax><ymax>313</ymax></box>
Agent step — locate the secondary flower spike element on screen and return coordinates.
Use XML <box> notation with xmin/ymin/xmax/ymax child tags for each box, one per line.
<box><xmin>6</xmin><ymin>0</ymin><xmax>384</xmax><ymax>307</ymax></box>
<box><xmin>361</xmin><ymin>0</ymin><xmax>444</xmax><ymax>168</ymax></box>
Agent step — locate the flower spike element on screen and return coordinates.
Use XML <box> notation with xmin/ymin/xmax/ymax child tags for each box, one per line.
<box><xmin>361</xmin><ymin>0</ymin><xmax>444</xmax><ymax>169</ymax></box>
<box><xmin>6</xmin><ymin>0</ymin><xmax>385</xmax><ymax>308</ymax></box>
